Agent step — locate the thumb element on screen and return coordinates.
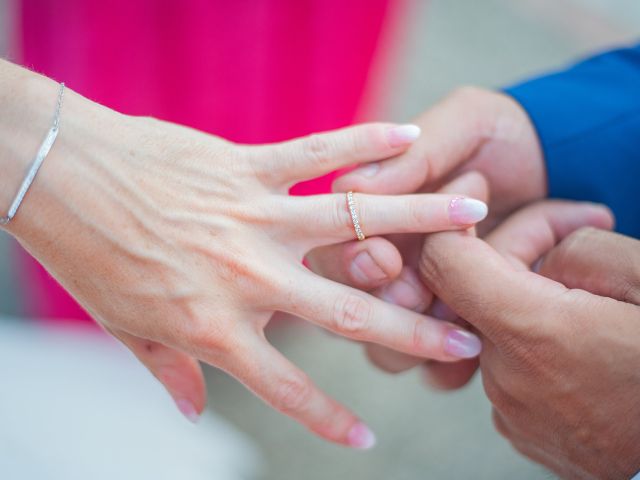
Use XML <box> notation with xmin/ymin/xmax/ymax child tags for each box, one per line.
<box><xmin>107</xmin><ymin>327</ymin><xmax>206</xmax><ymax>423</ymax></box>
<box><xmin>418</xmin><ymin>230</ymin><xmax>561</xmax><ymax>341</ymax></box>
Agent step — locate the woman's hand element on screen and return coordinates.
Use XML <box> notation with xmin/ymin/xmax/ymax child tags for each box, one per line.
<box><xmin>4</xmin><ymin>73</ymin><xmax>488</xmax><ymax>448</ymax></box>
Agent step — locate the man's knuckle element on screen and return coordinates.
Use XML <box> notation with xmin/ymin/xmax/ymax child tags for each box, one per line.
<box><xmin>557</xmin><ymin>227</ymin><xmax>598</xmax><ymax>262</ymax></box>
<box><xmin>418</xmin><ymin>240</ymin><xmax>444</xmax><ymax>284</ymax></box>
<box><xmin>274</xmin><ymin>372</ymin><xmax>314</xmax><ymax>414</ymax></box>
<box><xmin>482</xmin><ymin>371</ymin><xmax>518</xmax><ymax>415</ymax></box>
<box><xmin>491</xmin><ymin>409</ymin><xmax>511</xmax><ymax>439</ymax></box>
<box><xmin>332</xmin><ymin>293</ymin><xmax>373</xmax><ymax>334</ymax></box>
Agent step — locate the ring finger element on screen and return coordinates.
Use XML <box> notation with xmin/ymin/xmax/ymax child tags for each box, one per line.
<box><xmin>284</xmin><ymin>193</ymin><xmax>488</xmax><ymax>250</ymax></box>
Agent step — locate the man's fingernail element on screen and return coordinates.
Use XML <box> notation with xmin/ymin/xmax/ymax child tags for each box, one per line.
<box><xmin>449</xmin><ymin>197</ymin><xmax>488</xmax><ymax>225</ymax></box>
<box><xmin>387</xmin><ymin>124</ymin><xmax>421</xmax><ymax>148</ymax></box>
<box><xmin>175</xmin><ymin>398</ymin><xmax>200</xmax><ymax>424</ymax></box>
<box><xmin>353</xmin><ymin>162</ymin><xmax>380</xmax><ymax>178</ymax></box>
<box><xmin>348</xmin><ymin>422</ymin><xmax>377</xmax><ymax>450</ymax></box>
<box><xmin>444</xmin><ymin>329</ymin><xmax>482</xmax><ymax>358</ymax></box>
<box><xmin>350</xmin><ymin>251</ymin><xmax>387</xmax><ymax>284</ymax></box>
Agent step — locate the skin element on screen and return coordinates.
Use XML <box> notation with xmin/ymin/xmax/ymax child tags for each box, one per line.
<box><xmin>309</xmin><ymin>86</ymin><xmax>547</xmax><ymax>381</ymax></box>
<box><xmin>0</xmin><ymin>60</ymin><xmax>490</xmax><ymax>447</ymax></box>
<box><xmin>311</xmin><ymin>84</ymin><xmax>640</xmax><ymax>477</ymax></box>
<box><xmin>418</xmin><ymin>224</ymin><xmax>640</xmax><ymax>479</ymax></box>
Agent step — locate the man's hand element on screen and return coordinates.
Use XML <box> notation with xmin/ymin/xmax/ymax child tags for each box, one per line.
<box><xmin>419</xmin><ymin>219</ymin><xmax>640</xmax><ymax>479</ymax></box>
<box><xmin>308</xmin><ymin>86</ymin><xmax>548</xmax><ymax>383</ymax></box>
<box><xmin>334</xmin><ymin>87</ymin><xmax>546</xmax><ymax>229</ymax></box>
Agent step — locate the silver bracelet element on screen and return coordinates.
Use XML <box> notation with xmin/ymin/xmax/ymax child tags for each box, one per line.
<box><xmin>0</xmin><ymin>82</ymin><xmax>66</xmax><ymax>226</ymax></box>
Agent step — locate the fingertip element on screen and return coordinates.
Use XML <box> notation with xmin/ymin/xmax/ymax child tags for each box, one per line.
<box><xmin>175</xmin><ymin>398</ymin><xmax>201</xmax><ymax>424</ymax></box>
<box><xmin>386</xmin><ymin>124</ymin><xmax>421</xmax><ymax>148</ymax></box>
<box><xmin>347</xmin><ymin>422</ymin><xmax>377</xmax><ymax>450</ymax></box>
<box><xmin>376</xmin><ymin>267</ymin><xmax>432</xmax><ymax>313</ymax></box>
<box><xmin>155</xmin><ymin>358</ymin><xmax>207</xmax><ymax>422</ymax></box>
<box><xmin>345</xmin><ymin>237</ymin><xmax>403</xmax><ymax>288</ymax></box>
<box><xmin>444</xmin><ymin>329</ymin><xmax>482</xmax><ymax>359</ymax></box>
<box><xmin>440</xmin><ymin>170</ymin><xmax>490</xmax><ymax>203</ymax></box>
<box><xmin>422</xmin><ymin>359</ymin><xmax>478</xmax><ymax>391</ymax></box>
<box><xmin>449</xmin><ymin>197</ymin><xmax>489</xmax><ymax>225</ymax></box>
<box><xmin>585</xmin><ymin>203</ymin><xmax>615</xmax><ymax>231</ymax></box>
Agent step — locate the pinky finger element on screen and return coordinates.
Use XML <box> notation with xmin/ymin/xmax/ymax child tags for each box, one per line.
<box><xmin>107</xmin><ymin>327</ymin><xmax>206</xmax><ymax>423</ymax></box>
<box><xmin>217</xmin><ymin>333</ymin><xmax>376</xmax><ymax>449</ymax></box>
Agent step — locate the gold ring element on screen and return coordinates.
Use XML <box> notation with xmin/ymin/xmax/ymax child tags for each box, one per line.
<box><xmin>346</xmin><ymin>191</ymin><xmax>365</xmax><ymax>241</ymax></box>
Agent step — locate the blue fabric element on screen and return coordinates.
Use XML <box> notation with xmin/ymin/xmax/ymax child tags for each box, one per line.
<box><xmin>506</xmin><ymin>44</ymin><xmax>640</xmax><ymax>238</ymax></box>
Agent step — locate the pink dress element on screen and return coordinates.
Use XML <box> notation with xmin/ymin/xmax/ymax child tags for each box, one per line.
<box><xmin>12</xmin><ymin>0</ymin><xmax>410</xmax><ymax>321</ymax></box>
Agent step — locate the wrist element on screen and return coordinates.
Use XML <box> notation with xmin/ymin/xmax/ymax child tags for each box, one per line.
<box><xmin>4</xmin><ymin>77</ymin><xmax>133</xmax><ymax>258</ymax></box>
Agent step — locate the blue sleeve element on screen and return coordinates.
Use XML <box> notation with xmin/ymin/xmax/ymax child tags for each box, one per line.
<box><xmin>505</xmin><ymin>44</ymin><xmax>640</xmax><ymax>238</ymax></box>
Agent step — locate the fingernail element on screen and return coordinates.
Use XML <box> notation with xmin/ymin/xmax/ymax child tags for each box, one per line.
<box><xmin>387</xmin><ymin>124</ymin><xmax>421</xmax><ymax>148</ymax></box>
<box><xmin>353</xmin><ymin>162</ymin><xmax>380</xmax><ymax>178</ymax></box>
<box><xmin>379</xmin><ymin>278</ymin><xmax>425</xmax><ymax>312</ymax></box>
<box><xmin>449</xmin><ymin>197</ymin><xmax>488</xmax><ymax>225</ymax></box>
<box><xmin>175</xmin><ymin>398</ymin><xmax>200</xmax><ymax>424</ymax></box>
<box><xmin>350</xmin><ymin>251</ymin><xmax>387</xmax><ymax>284</ymax></box>
<box><xmin>348</xmin><ymin>422</ymin><xmax>377</xmax><ymax>450</ymax></box>
<box><xmin>444</xmin><ymin>329</ymin><xmax>482</xmax><ymax>358</ymax></box>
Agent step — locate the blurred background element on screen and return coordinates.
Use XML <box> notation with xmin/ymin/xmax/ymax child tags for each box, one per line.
<box><xmin>1</xmin><ymin>1</ymin><xmax>639</xmax><ymax>479</ymax></box>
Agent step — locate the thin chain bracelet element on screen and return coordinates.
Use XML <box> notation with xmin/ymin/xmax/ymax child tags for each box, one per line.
<box><xmin>0</xmin><ymin>82</ymin><xmax>66</xmax><ymax>226</ymax></box>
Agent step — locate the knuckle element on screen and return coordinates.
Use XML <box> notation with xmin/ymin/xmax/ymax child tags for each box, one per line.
<box><xmin>411</xmin><ymin>320</ymin><xmax>428</xmax><ymax>354</ymax></box>
<box><xmin>273</xmin><ymin>371</ymin><xmax>314</xmax><ymax>414</ymax></box>
<box><xmin>350</xmin><ymin>125</ymin><xmax>372</xmax><ymax>154</ymax></box>
<box><xmin>330</xmin><ymin>195</ymin><xmax>354</xmax><ymax>234</ymax></box>
<box><xmin>491</xmin><ymin>409</ymin><xmax>511</xmax><ymax>439</ymax></box>
<box><xmin>406</xmin><ymin>197</ymin><xmax>426</xmax><ymax>228</ymax></box>
<box><xmin>481</xmin><ymin>371</ymin><xmax>516</xmax><ymax>415</ymax></box>
<box><xmin>541</xmin><ymin>227</ymin><xmax>598</xmax><ymax>281</ymax></box>
<box><xmin>451</xmin><ymin>85</ymin><xmax>484</xmax><ymax>102</ymax></box>
<box><xmin>332</xmin><ymin>292</ymin><xmax>373</xmax><ymax>335</ymax></box>
<box><xmin>302</xmin><ymin>133</ymin><xmax>333</xmax><ymax>168</ymax></box>
<box><xmin>418</xmin><ymin>238</ymin><xmax>446</xmax><ymax>285</ymax></box>
<box><xmin>561</xmin><ymin>226</ymin><xmax>599</xmax><ymax>258</ymax></box>
<box><xmin>483</xmin><ymin>377</ymin><xmax>505</xmax><ymax>410</ymax></box>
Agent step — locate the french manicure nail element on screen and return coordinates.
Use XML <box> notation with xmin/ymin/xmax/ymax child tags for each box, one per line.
<box><xmin>350</xmin><ymin>251</ymin><xmax>387</xmax><ymax>284</ymax></box>
<box><xmin>175</xmin><ymin>398</ymin><xmax>200</xmax><ymax>424</ymax></box>
<box><xmin>444</xmin><ymin>329</ymin><xmax>482</xmax><ymax>358</ymax></box>
<box><xmin>449</xmin><ymin>197</ymin><xmax>488</xmax><ymax>225</ymax></box>
<box><xmin>387</xmin><ymin>124</ymin><xmax>421</xmax><ymax>148</ymax></box>
<box><xmin>348</xmin><ymin>422</ymin><xmax>377</xmax><ymax>450</ymax></box>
